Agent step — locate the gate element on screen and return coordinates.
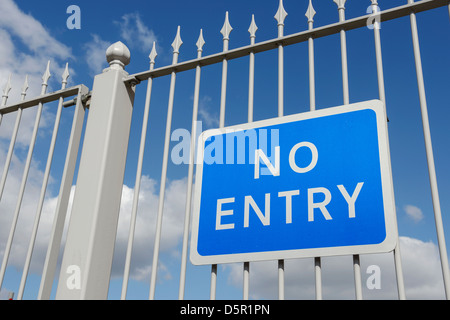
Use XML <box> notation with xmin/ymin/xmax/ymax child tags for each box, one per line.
<box><xmin>0</xmin><ymin>0</ymin><xmax>449</xmax><ymax>300</ymax></box>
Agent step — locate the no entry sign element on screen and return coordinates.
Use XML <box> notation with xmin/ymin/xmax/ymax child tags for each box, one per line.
<box><xmin>190</xmin><ymin>100</ymin><xmax>397</xmax><ymax>265</ymax></box>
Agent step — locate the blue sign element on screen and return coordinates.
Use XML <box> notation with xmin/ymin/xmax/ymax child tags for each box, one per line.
<box><xmin>190</xmin><ymin>100</ymin><xmax>397</xmax><ymax>265</ymax></box>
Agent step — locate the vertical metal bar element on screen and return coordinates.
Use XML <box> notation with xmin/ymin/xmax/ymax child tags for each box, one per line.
<box><xmin>17</xmin><ymin>65</ymin><xmax>70</xmax><ymax>300</ymax></box>
<box><xmin>210</xmin><ymin>264</ymin><xmax>217</xmax><ymax>300</ymax></box>
<box><xmin>122</xmin><ymin>43</ymin><xmax>157</xmax><ymax>300</ymax></box>
<box><xmin>0</xmin><ymin>76</ymin><xmax>28</xmax><ymax>213</ymax></box>
<box><xmin>149</xmin><ymin>27</ymin><xmax>182</xmax><ymax>300</ymax></box>
<box><xmin>408</xmin><ymin>0</ymin><xmax>450</xmax><ymax>299</ymax></box>
<box><xmin>334</xmin><ymin>0</ymin><xmax>363</xmax><ymax>300</ymax></box>
<box><xmin>38</xmin><ymin>85</ymin><xmax>87</xmax><ymax>300</ymax></box>
<box><xmin>0</xmin><ymin>108</ymin><xmax>22</xmax><ymax>200</ymax></box>
<box><xmin>0</xmin><ymin>62</ymin><xmax>50</xmax><ymax>291</ymax></box>
<box><xmin>306</xmin><ymin>0</ymin><xmax>321</xmax><ymax>300</ymax></box>
<box><xmin>179</xmin><ymin>31</ymin><xmax>204</xmax><ymax>300</ymax></box>
<box><xmin>209</xmin><ymin>13</ymin><xmax>233</xmax><ymax>301</ymax></box>
<box><xmin>275</xmin><ymin>0</ymin><xmax>287</xmax><ymax>300</ymax></box>
<box><xmin>337</xmin><ymin>6</ymin><xmax>350</xmax><ymax>106</ymax></box>
<box><xmin>370</xmin><ymin>0</ymin><xmax>406</xmax><ymax>300</ymax></box>
<box><xmin>242</xmin><ymin>15</ymin><xmax>258</xmax><ymax>301</ymax></box>
<box><xmin>314</xmin><ymin>257</ymin><xmax>322</xmax><ymax>300</ymax></box>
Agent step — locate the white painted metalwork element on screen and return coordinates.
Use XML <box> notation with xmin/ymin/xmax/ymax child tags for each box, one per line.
<box><xmin>38</xmin><ymin>84</ymin><xmax>87</xmax><ymax>299</ymax></box>
<box><xmin>244</xmin><ymin>14</ymin><xmax>257</xmax><ymax>301</ymax></box>
<box><xmin>407</xmin><ymin>0</ymin><xmax>450</xmax><ymax>299</ymax></box>
<box><xmin>0</xmin><ymin>62</ymin><xmax>51</xmax><ymax>291</ymax></box>
<box><xmin>306</xmin><ymin>0</ymin><xmax>322</xmax><ymax>301</ymax></box>
<box><xmin>56</xmin><ymin>41</ymin><xmax>133</xmax><ymax>299</ymax></box>
<box><xmin>0</xmin><ymin>0</ymin><xmax>449</xmax><ymax>301</ymax></box>
<box><xmin>149</xmin><ymin>26</ymin><xmax>182</xmax><ymax>300</ymax></box>
<box><xmin>17</xmin><ymin>64</ymin><xmax>70</xmax><ymax>300</ymax></box>
<box><xmin>368</xmin><ymin>0</ymin><xmax>406</xmax><ymax>300</ymax></box>
<box><xmin>179</xmin><ymin>30</ymin><xmax>205</xmax><ymax>300</ymax></box>
<box><xmin>121</xmin><ymin>42</ymin><xmax>157</xmax><ymax>301</ymax></box>
<box><xmin>275</xmin><ymin>0</ymin><xmax>287</xmax><ymax>300</ymax></box>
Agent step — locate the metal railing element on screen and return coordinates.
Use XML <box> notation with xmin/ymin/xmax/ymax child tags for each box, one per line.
<box><xmin>0</xmin><ymin>0</ymin><xmax>449</xmax><ymax>300</ymax></box>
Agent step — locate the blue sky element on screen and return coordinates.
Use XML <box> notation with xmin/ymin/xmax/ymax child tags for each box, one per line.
<box><xmin>0</xmin><ymin>0</ymin><xmax>450</xmax><ymax>300</ymax></box>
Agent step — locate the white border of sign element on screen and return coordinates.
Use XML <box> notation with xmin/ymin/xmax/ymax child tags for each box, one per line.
<box><xmin>190</xmin><ymin>100</ymin><xmax>398</xmax><ymax>265</ymax></box>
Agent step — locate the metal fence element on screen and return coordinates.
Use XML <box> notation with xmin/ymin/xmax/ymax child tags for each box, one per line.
<box><xmin>0</xmin><ymin>0</ymin><xmax>449</xmax><ymax>300</ymax></box>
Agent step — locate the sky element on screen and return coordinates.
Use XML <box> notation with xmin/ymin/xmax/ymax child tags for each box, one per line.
<box><xmin>0</xmin><ymin>0</ymin><xmax>449</xmax><ymax>300</ymax></box>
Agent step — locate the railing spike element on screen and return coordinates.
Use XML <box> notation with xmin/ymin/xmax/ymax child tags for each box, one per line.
<box><xmin>274</xmin><ymin>0</ymin><xmax>288</xmax><ymax>26</ymax></box>
<box><xmin>171</xmin><ymin>26</ymin><xmax>183</xmax><ymax>54</ymax></box>
<box><xmin>2</xmin><ymin>73</ymin><xmax>12</xmax><ymax>105</ymax></box>
<box><xmin>306</xmin><ymin>0</ymin><xmax>317</xmax><ymax>24</ymax></box>
<box><xmin>41</xmin><ymin>60</ymin><xmax>51</xmax><ymax>95</ymax></box>
<box><xmin>62</xmin><ymin>63</ymin><xmax>70</xmax><ymax>88</ymax></box>
<box><xmin>248</xmin><ymin>14</ymin><xmax>258</xmax><ymax>39</ymax></box>
<box><xmin>21</xmin><ymin>75</ymin><xmax>29</xmax><ymax>100</ymax></box>
<box><xmin>333</xmin><ymin>0</ymin><xmax>347</xmax><ymax>10</ymax></box>
<box><xmin>149</xmin><ymin>41</ymin><xmax>158</xmax><ymax>65</ymax></box>
<box><xmin>196</xmin><ymin>29</ymin><xmax>205</xmax><ymax>53</ymax></box>
<box><xmin>220</xmin><ymin>11</ymin><xmax>233</xmax><ymax>41</ymax></box>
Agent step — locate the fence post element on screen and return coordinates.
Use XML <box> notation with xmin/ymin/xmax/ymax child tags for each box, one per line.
<box><xmin>55</xmin><ymin>41</ymin><xmax>135</xmax><ymax>299</ymax></box>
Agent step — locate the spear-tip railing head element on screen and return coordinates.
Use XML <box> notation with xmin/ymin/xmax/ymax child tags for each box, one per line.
<box><xmin>61</xmin><ymin>62</ymin><xmax>70</xmax><ymax>88</ymax></box>
<box><xmin>334</xmin><ymin>0</ymin><xmax>347</xmax><ymax>10</ymax></box>
<box><xmin>1</xmin><ymin>73</ymin><xmax>12</xmax><ymax>106</ymax></box>
<box><xmin>41</xmin><ymin>60</ymin><xmax>51</xmax><ymax>95</ymax></box>
<box><xmin>21</xmin><ymin>75</ymin><xmax>29</xmax><ymax>100</ymax></box>
<box><xmin>221</xmin><ymin>11</ymin><xmax>233</xmax><ymax>42</ymax></box>
<box><xmin>2</xmin><ymin>73</ymin><xmax>12</xmax><ymax>99</ymax></box>
<box><xmin>274</xmin><ymin>0</ymin><xmax>288</xmax><ymax>27</ymax></box>
<box><xmin>106</xmin><ymin>41</ymin><xmax>131</xmax><ymax>71</ymax></box>
<box><xmin>248</xmin><ymin>14</ymin><xmax>258</xmax><ymax>39</ymax></box>
<box><xmin>171</xmin><ymin>26</ymin><xmax>183</xmax><ymax>55</ymax></box>
<box><xmin>305</xmin><ymin>0</ymin><xmax>316</xmax><ymax>24</ymax></box>
<box><xmin>196</xmin><ymin>29</ymin><xmax>205</xmax><ymax>54</ymax></box>
<box><xmin>149</xmin><ymin>41</ymin><xmax>157</xmax><ymax>66</ymax></box>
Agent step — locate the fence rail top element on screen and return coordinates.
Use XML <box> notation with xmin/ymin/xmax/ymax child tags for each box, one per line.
<box><xmin>124</xmin><ymin>0</ymin><xmax>448</xmax><ymax>84</ymax></box>
<box><xmin>0</xmin><ymin>84</ymin><xmax>89</xmax><ymax>115</ymax></box>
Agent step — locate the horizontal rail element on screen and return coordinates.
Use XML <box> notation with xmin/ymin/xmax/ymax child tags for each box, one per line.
<box><xmin>125</xmin><ymin>0</ymin><xmax>449</xmax><ymax>84</ymax></box>
<box><xmin>0</xmin><ymin>85</ymin><xmax>89</xmax><ymax>115</ymax></box>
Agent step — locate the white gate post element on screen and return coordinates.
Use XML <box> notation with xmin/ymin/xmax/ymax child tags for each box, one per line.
<box><xmin>56</xmin><ymin>41</ymin><xmax>135</xmax><ymax>299</ymax></box>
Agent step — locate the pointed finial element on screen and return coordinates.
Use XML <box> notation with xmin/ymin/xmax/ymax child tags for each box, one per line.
<box><xmin>40</xmin><ymin>61</ymin><xmax>51</xmax><ymax>95</ymax></box>
<box><xmin>62</xmin><ymin>63</ymin><xmax>70</xmax><ymax>88</ymax></box>
<box><xmin>274</xmin><ymin>0</ymin><xmax>288</xmax><ymax>26</ymax></box>
<box><xmin>106</xmin><ymin>41</ymin><xmax>131</xmax><ymax>71</ymax></box>
<box><xmin>42</xmin><ymin>61</ymin><xmax>51</xmax><ymax>86</ymax></box>
<box><xmin>2</xmin><ymin>73</ymin><xmax>12</xmax><ymax>98</ymax></box>
<box><xmin>334</xmin><ymin>0</ymin><xmax>347</xmax><ymax>10</ymax></box>
<box><xmin>149</xmin><ymin>41</ymin><xmax>157</xmax><ymax>66</ymax></box>
<box><xmin>196</xmin><ymin>29</ymin><xmax>205</xmax><ymax>54</ymax></box>
<box><xmin>248</xmin><ymin>15</ymin><xmax>258</xmax><ymax>40</ymax></box>
<box><xmin>21</xmin><ymin>75</ymin><xmax>29</xmax><ymax>100</ymax></box>
<box><xmin>220</xmin><ymin>12</ymin><xmax>233</xmax><ymax>41</ymax></box>
<box><xmin>171</xmin><ymin>26</ymin><xmax>183</xmax><ymax>54</ymax></box>
<box><xmin>305</xmin><ymin>0</ymin><xmax>316</xmax><ymax>24</ymax></box>
<box><xmin>370</xmin><ymin>0</ymin><xmax>379</xmax><ymax>5</ymax></box>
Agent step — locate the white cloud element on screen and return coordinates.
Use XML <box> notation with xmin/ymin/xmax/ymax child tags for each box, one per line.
<box><xmin>115</xmin><ymin>12</ymin><xmax>157</xmax><ymax>54</ymax></box>
<box><xmin>112</xmin><ymin>176</ymin><xmax>188</xmax><ymax>282</ymax></box>
<box><xmin>83</xmin><ymin>34</ymin><xmax>111</xmax><ymax>76</ymax></box>
<box><xmin>404</xmin><ymin>204</ymin><xmax>424</xmax><ymax>223</ymax></box>
<box><xmin>198</xmin><ymin>95</ymin><xmax>219</xmax><ymax>129</ymax></box>
<box><xmin>0</xmin><ymin>0</ymin><xmax>72</xmax><ymax>102</ymax></box>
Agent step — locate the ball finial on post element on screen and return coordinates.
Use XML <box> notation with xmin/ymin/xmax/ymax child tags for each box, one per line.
<box><xmin>106</xmin><ymin>41</ymin><xmax>131</xmax><ymax>70</ymax></box>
